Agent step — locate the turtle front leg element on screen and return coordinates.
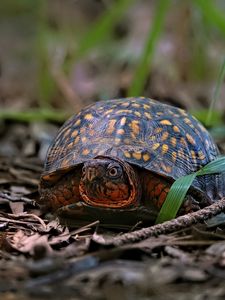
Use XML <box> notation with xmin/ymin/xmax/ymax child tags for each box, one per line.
<box><xmin>39</xmin><ymin>168</ymin><xmax>82</xmax><ymax>211</ymax></box>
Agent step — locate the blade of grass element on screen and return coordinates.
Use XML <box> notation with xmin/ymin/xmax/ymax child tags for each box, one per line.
<box><xmin>0</xmin><ymin>109</ymin><xmax>69</xmax><ymax>123</ymax></box>
<box><xmin>156</xmin><ymin>156</ymin><xmax>225</xmax><ymax>224</ymax></box>
<box><xmin>194</xmin><ymin>0</ymin><xmax>225</xmax><ymax>37</ymax></box>
<box><xmin>75</xmin><ymin>0</ymin><xmax>135</xmax><ymax>59</ymax></box>
<box><xmin>206</xmin><ymin>56</ymin><xmax>225</xmax><ymax>126</ymax></box>
<box><xmin>128</xmin><ymin>0</ymin><xmax>170</xmax><ymax>97</ymax></box>
<box><xmin>196</xmin><ymin>156</ymin><xmax>225</xmax><ymax>175</ymax></box>
<box><xmin>155</xmin><ymin>173</ymin><xmax>196</xmax><ymax>224</ymax></box>
<box><xmin>36</xmin><ymin>0</ymin><xmax>56</xmax><ymax>108</ymax></box>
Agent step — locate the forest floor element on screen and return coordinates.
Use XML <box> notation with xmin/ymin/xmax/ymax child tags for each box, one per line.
<box><xmin>1</xmin><ymin>122</ymin><xmax>225</xmax><ymax>300</ymax></box>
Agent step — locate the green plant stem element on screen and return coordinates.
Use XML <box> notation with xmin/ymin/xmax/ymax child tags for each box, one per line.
<box><xmin>0</xmin><ymin>109</ymin><xmax>69</xmax><ymax>123</ymax></box>
<box><xmin>128</xmin><ymin>0</ymin><xmax>170</xmax><ymax>97</ymax></box>
<box><xmin>76</xmin><ymin>0</ymin><xmax>135</xmax><ymax>59</ymax></box>
<box><xmin>206</xmin><ymin>56</ymin><xmax>225</xmax><ymax>126</ymax></box>
<box><xmin>194</xmin><ymin>0</ymin><xmax>225</xmax><ymax>37</ymax></box>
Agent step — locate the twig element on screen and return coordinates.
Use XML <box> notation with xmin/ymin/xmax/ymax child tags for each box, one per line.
<box><xmin>7</xmin><ymin>213</ymin><xmax>47</xmax><ymax>230</ymax></box>
<box><xmin>101</xmin><ymin>197</ymin><xmax>225</xmax><ymax>247</ymax></box>
<box><xmin>0</xmin><ymin>192</ymin><xmax>35</xmax><ymax>205</ymax></box>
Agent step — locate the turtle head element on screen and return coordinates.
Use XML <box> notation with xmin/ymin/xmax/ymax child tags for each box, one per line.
<box><xmin>79</xmin><ymin>156</ymin><xmax>141</xmax><ymax>208</ymax></box>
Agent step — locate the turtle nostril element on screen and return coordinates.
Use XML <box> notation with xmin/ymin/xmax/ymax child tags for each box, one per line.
<box><xmin>86</xmin><ymin>167</ymin><xmax>97</xmax><ymax>181</ymax></box>
<box><xmin>82</xmin><ymin>166</ymin><xmax>86</xmax><ymax>176</ymax></box>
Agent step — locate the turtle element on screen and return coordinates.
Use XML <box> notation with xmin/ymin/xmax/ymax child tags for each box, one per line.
<box><xmin>38</xmin><ymin>97</ymin><xmax>224</xmax><ymax>228</ymax></box>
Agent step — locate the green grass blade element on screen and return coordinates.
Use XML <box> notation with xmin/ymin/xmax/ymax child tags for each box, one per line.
<box><xmin>206</xmin><ymin>56</ymin><xmax>225</xmax><ymax>125</ymax></box>
<box><xmin>0</xmin><ymin>109</ymin><xmax>69</xmax><ymax>122</ymax></box>
<box><xmin>155</xmin><ymin>173</ymin><xmax>196</xmax><ymax>224</ymax></box>
<box><xmin>196</xmin><ymin>156</ymin><xmax>225</xmax><ymax>176</ymax></box>
<box><xmin>194</xmin><ymin>0</ymin><xmax>225</xmax><ymax>36</ymax></box>
<box><xmin>128</xmin><ymin>0</ymin><xmax>170</xmax><ymax>97</ymax></box>
<box><xmin>76</xmin><ymin>0</ymin><xmax>135</xmax><ymax>59</ymax></box>
<box><xmin>156</xmin><ymin>156</ymin><xmax>225</xmax><ymax>224</ymax></box>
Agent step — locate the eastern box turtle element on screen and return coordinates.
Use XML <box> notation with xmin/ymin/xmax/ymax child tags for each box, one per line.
<box><xmin>39</xmin><ymin>97</ymin><xmax>224</xmax><ymax>228</ymax></box>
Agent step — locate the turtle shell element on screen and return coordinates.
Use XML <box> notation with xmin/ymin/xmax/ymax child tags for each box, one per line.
<box><xmin>42</xmin><ymin>97</ymin><xmax>219</xmax><ymax>184</ymax></box>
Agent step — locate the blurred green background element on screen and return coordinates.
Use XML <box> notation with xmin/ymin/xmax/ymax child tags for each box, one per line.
<box><xmin>0</xmin><ymin>0</ymin><xmax>225</xmax><ymax>125</ymax></box>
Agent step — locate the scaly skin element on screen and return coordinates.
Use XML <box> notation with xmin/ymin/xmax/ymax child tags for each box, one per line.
<box><xmin>39</xmin><ymin>158</ymin><xmax>211</xmax><ymax>222</ymax></box>
<box><xmin>39</xmin><ymin>167</ymin><xmax>82</xmax><ymax>210</ymax></box>
<box><xmin>138</xmin><ymin>168</ymin><xmax>212</xmax><ymax>214</ymax></box>
<box><xmin>39</xmin><ymin>161</ymin><xmax>210</xmax><ymax>219</ymax></box>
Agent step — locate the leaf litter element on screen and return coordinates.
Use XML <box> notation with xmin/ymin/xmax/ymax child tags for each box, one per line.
<box><xmin>1</xmin><ymin>139</ymin><xmax>225</xmax><ymax>299</ymax></box>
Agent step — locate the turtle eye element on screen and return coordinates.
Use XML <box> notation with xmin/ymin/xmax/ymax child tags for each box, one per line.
<box><xmin>107</xmin><ymin>165</ymin><xmax>122</xmax><ymax>178</ymax></box>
